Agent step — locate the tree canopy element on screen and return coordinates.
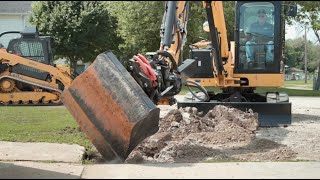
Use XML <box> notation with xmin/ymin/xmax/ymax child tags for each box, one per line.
<box><xmin>104</xmin><ymin>1</ymin><xmax>164</xmax><ymax>61</ymax></box>
<box><xmin>286</xmin><ymin>37</ymin><xmax>320</xmax><ymax>72</ymax></box>
<box><xmin>285</xmin><ymin>1</ymin><xmax>320</xmax><ymax>88</ymax></box>
<box><xmin>104</xmin><ymin>1</ymin><xmax>235</xmax><ymax>61</ymax></box>
<box><xmin>30</xmin><ymin>1</ymin><xmax>122</xmax><ymax>72</ymax></box>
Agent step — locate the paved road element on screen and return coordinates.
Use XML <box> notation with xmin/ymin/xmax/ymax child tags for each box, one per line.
<box><xmin>0</xmin><ymin>161</ymin><xmax>83</xmax><ymax>179</ymax></box>
<box><xmin>1</xmin><ymin>161</ymin><xmax>320</xmax><ymax>179</ymax></box>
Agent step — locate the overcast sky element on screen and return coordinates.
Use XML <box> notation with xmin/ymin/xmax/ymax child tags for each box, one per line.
<box><xmin>285</xmin><ymin>23</ymin><xmax>319</xmax><ymax>44</ymax></box>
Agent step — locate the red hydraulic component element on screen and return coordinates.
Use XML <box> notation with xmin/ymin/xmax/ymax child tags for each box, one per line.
<box><xmin>132</xmin><ymin>54</ymin><xmax>157</xmax><ymax>88</ymax></box>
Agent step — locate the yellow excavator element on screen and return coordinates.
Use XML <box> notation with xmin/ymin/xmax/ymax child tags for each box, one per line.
<box><xmin>61</xmin><ymin>1</ymin><xmax>297</xmax><ymax>161</ymax></box>
<box><xmin>0</xmin><ymin>27</ymin><xmax>73</xmax><ymax>105</ymax></box>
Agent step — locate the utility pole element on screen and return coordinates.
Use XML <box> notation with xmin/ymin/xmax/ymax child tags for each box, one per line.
<box><xmin>304</xmin><ymin>26</ymin><xmax>308</xmax><ymax>84</ymax></box>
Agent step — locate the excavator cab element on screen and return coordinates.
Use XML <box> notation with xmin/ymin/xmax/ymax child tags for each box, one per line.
<box><xmin>236</xmin><ymin>1</ymin><xmax>280</xmax><ymax>72</ymax></box>
<box><xmin>236</xmin><ymin>2</ymin><xmax>296</xmax><ymax>73</ymax></box>
<box><xmin>180</xmin><ymin>1</ymin><xmax>297</xmax><ymax>127</ymax></box>
<box><xmin>193</xmin><ymin>1</ymin><xmax>284</xmax><ymax>75</ymax></box>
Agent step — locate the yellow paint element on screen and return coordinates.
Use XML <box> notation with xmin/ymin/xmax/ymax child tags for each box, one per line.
<box><xmin>0</xmin><ymin>92</ymin><xmax>58</xmax><ymax>103</ymax></box>
<box><xmin>0</xmin><ymin>51</ymin><xmax>73</xmax><ymax>88</ymax></box>
<box><xmin>0</xmin><ymin>49</ymin><xmax>73</xmax><ymax>104</ymax></box>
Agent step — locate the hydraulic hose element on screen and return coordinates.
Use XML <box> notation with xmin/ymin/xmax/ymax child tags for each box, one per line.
<box><xmin>185</xmin><ymin>79</ymin><xmax>210</xmax><ymax>102</ymax></box>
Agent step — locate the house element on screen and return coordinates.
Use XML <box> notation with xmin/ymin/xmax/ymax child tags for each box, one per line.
<box><xmin>0</xmin><ymin>1</ymin><xmax>33</xmax><ymax>47</ymax></box>
<box><xmin>285</xmin><ymin>67</ymin><xmax>306</xmax><ymax>80</ymax></box>
<box><xmin>55</xmin><ymin>58</ymin><xmax>91</xmax><ymax>75</ymax></box>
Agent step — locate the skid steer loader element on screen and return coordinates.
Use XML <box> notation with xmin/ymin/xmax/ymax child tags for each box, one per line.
<box><xmin>0</xmin><ymin>27</ymin><xmax>73</xmax><ymax>105</ymax></box>
<box><xmin>62</xmin><ymin>1</ymin><xmax>297</xmax><ymax>162</ymax></box>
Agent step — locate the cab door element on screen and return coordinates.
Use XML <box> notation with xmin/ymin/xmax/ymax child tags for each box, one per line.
<box><xmin>234</xmin><ymin>1</ymin><xmax>283</xmax><ymax>74</ymax></box>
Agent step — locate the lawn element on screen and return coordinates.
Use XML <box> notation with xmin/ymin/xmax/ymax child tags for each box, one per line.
<box><xmin>284</xmin><ymin>80</ymin><xmax>313</xmax><ymax>89</ymax></box>
<box><xmin>0</xmin><ymin>106</ymin><xmax>92</xmax><ymax>149</ymax></box>
<box><xmin>179</xmin><ymin>80</ymin><xmax>320</xmax><ymax>96</ymax></box>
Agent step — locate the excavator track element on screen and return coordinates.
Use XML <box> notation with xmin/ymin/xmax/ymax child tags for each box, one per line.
<box><xmin>0</xmin><ymin>75</ymin><xmax>63</xmax><ymax>106</ymax></box>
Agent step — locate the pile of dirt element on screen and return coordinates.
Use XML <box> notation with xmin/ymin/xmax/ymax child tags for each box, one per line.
<box><xmin>125</xmin><ymin>105</ymin><xmax>297</xmax><ymax>163</ymax></box>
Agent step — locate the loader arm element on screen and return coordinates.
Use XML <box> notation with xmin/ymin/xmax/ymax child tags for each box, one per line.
<box><xmin>0</xmin><ymin>49</ymin><xmax>73</xmax><ymax>105</ymax></box>
<box><xmin>0</xmin><ymin>50</ymin><xmax>72</xmax><ymax>88</ymax></box>
<box><xmin>0</xmin><ymin>27</ymin><xmax>74</xmax><ymax>105</ymax></box>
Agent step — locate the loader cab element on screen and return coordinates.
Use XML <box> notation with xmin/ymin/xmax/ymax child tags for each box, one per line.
<box><xmin>235</xmin><ymin>1</ymin><xmax>282</xmax><ymax>74</ymax></box>
<box><xmin>1</xmin><ymin>27</ymin><xmax>54</xmax><ymax>81</ymax></box>
<box><xmin>6</xmin><ymin>27</ymin><xmax>54</xmax><ymax>66</ymax></box>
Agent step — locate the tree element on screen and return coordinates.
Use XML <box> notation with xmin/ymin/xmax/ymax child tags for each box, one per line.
<box><xmin>285</xmin><ymin>38</ymin><xmax>305</xmax><ymax>68</ymax></box>
<box><xmin>286</xmin><ymin>1</ymin><xmax>320</xmax><ymax>89</ymax></box>
<box><xmin>286</xmin><ymin>37</ymin><xmax>320</xmax><ymax>72</ymax></box>
<box><xmin>104</xmin><ymin>1</ymin><xmax>164</xmax><ymax>62</ymax></box>
<box><xmin>180</xmin><ymin>1</ymin><xmax>234</xmax><ymax>59</ymax></box>
<box><xmin>30</xmin><ymin>1</ymin><xmax>122</xmax><ymax>73</ymax></box>
<box><xmin>223</xmin><ymin>1</ymin><xmax>236</xmax><ymax>41</ymax></box>
<box><xmin>182</xmin><ymin>1</ymin><xmax>208</xmax><ymax>59</ymax></box>
<box><xmin>104</xmin><ymin>1</ymin><xmax>236</xmax><ymax>62</ymax></box>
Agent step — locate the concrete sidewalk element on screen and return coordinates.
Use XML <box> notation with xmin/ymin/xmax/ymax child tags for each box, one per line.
<box><xmin>1</xmin><ymin>161</ymin><xmax>320</xmax><ymax>179</ymax></box>
<box><xmin>0</xmin><ymin>140</ymin><xmax>319</xmax><ymax>179</ymax></box>
<box><xmin>81</xmin><ymin>162</ymin><xmax>320</xmax><ymax>179</ymax></box>
<box><xmin>0</xmin><ymin>141</ymin><xmax>85</xmax><ymax>163</ymax></box>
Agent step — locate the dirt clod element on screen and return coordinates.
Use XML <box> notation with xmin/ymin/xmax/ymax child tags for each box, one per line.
<box><xmin>126</xmin><ymin>105</ymin><xmax>297</xmax><ymax>163</ymax></box>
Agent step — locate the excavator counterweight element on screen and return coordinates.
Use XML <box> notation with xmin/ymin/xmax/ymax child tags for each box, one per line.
<box><xmin>61</xmin><ymin>51</ymin><xmax>160</xmax><ymax>161</ymax></box>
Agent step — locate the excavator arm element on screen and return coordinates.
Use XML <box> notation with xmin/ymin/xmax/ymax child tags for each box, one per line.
<box><xmin>159</xmin><ymin>1</ymin><xmax>188</xmax><ymax>64</ymax></box>
<box><xmin>127</xmin><ymin>1</ymin><xmax>191</xmax><ymax>106</ymax></box>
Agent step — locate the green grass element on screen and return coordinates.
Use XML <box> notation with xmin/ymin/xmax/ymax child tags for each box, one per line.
<box><xmin>255</xmin><ymin>87</ymin><xmax>320</xmax><ymax>96</ymax></box>
<box><xmin>180</xmin><ymin>83</ymin><xmax>320</xmax><ymax>96</ymax></box>
<box><xmin>180</xmin><ymin>86</ymin><xmax>320</xmax><ymax>96</ymax></box>
<box><xmin>0</xmin><ymin>106</ymin><xmax>92</xmax><ymax>149</ymax></box>
<box><xmin>284</xmin><ymin>80</ymin><xmax>312</xmax><ymax>85</ymax></box>
<box><xmin>284</xmin><ymin>80</ymin><xmax>313</xmax><ymax>89</ymax></box>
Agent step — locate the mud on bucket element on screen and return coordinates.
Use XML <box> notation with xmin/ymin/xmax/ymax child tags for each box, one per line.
<box><xmin>61</xmin><ymin>51</ymin><xmax>160</xmax><ymax>162</ymax></box>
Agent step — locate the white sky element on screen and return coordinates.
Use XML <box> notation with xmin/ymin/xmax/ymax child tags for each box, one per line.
<box><xmin>285</xmin><ymin>23</ymin><xmax>319</xmax><ymax>44</ymax></box>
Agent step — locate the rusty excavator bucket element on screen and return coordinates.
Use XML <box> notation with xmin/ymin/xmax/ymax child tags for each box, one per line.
<box><xmin>61</xmin><ymin>51</ymin><xmax>160</xmax><ymax>162</ymax></box>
